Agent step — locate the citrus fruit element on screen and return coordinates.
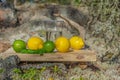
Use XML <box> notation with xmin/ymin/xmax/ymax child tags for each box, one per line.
<box><xmin>48</xmin><ymin>77</ymin><xmax>54</xmax><ymax>80</ymax></box>
<box><xmin>43</xmin><ymin>40</ymin><xmax>55</xmax><ymax>53</ymax></box>
<box><xmin>27</xmin><ymin>36</ymin><xmax>43</xmax><ymax>50</ymax></box>
<box><xmin>55</xmin><ymin>36</ymin><xmax>70</xmax><ymax>53</ymax></box>
<box><xmin>12</xmin><ymin>40</ymin><xmax>26</xmax><ymax>52</ymax></box>
<box><xmin>70</xmin><ymin>36</ymin><xmax>84</xmax><ymax>50</ymax></box>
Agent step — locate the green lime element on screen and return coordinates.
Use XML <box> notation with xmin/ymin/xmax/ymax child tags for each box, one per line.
<box><xmin>43</xmin><ymin>41</ymin><xmax>55</xmax><ymax>53</ymax></box>
<box><xmin>12</xmin><ymin>40</ymin><xmax>26</xmax><ymax>52</ymax></box>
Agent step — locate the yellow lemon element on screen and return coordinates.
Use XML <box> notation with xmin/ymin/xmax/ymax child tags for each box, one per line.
<box><xmin>48</xmin><ymin>77</ymin><xmax>54</xmax><ymax>80</ymax></box>
<box><xmin>55</xmin><ymin>36</ymin><xmax>70</xmax><ymax>53</ymax></box>
<box><xmin>27</xmin><ymin>36</ymin><xmax>43</xmax><ymax>50</ymax></box>
<box><xmin>70</xmin><ymin>36</ymin><xmax>84</xmax><ymax>50</ymax></box>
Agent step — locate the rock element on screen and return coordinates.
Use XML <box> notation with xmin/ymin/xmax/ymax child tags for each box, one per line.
<box><xmin>67</xmin><ymin>6</ymin><xmax>89</xmax><ymax>26</ymax></box>
<box><xmin>0</xmin><ymin>8</ymin><xmax>17</xmax><ymax>28</ymax></box>
<box><xmin>0</xmin><ymin>55</ymin><xmax>20</xmax><ymax>80</ymax></box>
<box><xmin>0</xmin><ymin>58</ymin><xmax>5</xmax><ymax>80</ymax></box>
<box><xmin>15</xmin><ymin>3</ymin><xmax>88</xmax><ymax>26</ymax></box>
<box><xmin>4</xmin><ymin>55</ymin><xmax>20</xmax><ymax>70</ymax></box>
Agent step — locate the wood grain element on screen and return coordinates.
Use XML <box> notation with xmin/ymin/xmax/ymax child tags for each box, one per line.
<box><xmin>0</xmin><ymin>48</ymin><xmax>96</xmax><ymax>62</ymax></box>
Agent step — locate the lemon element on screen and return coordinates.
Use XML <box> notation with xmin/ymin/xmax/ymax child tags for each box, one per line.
<box><xmin>55</xmin><ymin>36</ymin><xmax>70</xmax><ymax>53</ymax></box>
<box><xmin>70</xmin><ymin>36</ymin><xmax>84</xmax><ymax>50</ymax></box>
<box><xmin>27</xmin><ymin>36</ymin><xmax>43</xmax><ymax>50</ymax></box>
<box><xmin>48</xmin><ymin>77</ymin><xmax>54</xmax><ymax>80</ymax></box>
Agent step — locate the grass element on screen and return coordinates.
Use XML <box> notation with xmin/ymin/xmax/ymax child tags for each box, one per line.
<box><xmin>11</xmin><ymin>67</ymin><xmax>88</xmax><ymax>80</ymax></box>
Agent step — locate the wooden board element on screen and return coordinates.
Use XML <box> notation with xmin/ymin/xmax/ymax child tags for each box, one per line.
<box><xmin>0</xmin><ymin>48</ymin><xmax>96</xmax><ymax>62</ymax></box>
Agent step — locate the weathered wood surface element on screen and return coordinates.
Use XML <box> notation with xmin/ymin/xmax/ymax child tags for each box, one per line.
<box><xmin>0</xmin><ymin>48</ymin><xmax>96</xmax><ymax>62</ymax></box>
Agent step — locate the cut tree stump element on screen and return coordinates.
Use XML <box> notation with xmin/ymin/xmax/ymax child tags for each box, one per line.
<box><xmin>0</xmin><ymin>48</ymin><xmax>96</xmax><ymax>62</ymax></box>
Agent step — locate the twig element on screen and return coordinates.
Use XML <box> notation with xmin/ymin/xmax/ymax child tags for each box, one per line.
<box><xmin>54</xmin><ymin>13</ymin><xmax>86</xmax><ymax>40</ymax></box>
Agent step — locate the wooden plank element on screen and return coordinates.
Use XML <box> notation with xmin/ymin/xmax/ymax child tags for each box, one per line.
<box><xmin>0</xmin><ymin>48</ymin><xmax>96</xmax><ymax>62</ymax></box>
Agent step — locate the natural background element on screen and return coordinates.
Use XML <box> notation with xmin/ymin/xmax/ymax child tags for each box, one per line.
<box><xmin>0</xmin><ymin>0</ymin><xmax>120</xmax><ymax>80</ymax></box>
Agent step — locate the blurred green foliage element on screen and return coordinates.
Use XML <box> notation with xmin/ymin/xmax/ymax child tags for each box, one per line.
<box><xmin>12</xmin><ymin>68</ymin><xmax>42</xmax><ymax>80</ymax></box>
<box><xmin>0</xmin><ymin>69</ymin><xmax>4</xmax><ymax>73</ymax></box>
<box><xmin>71</xmin><ymin>76</ymin><xmax>88</xmax><ymax>80</ymax></box>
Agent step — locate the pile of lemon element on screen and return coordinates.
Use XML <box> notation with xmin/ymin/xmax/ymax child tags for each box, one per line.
<box><xmin>12</xmin><ymin>36</ymin><xmax>84</xmax><ymax>54</ymax></box>
<box><xmin>55</xmin><ymin>36</ymin><xmax>84</xmax><ymax>52</ymax></box>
